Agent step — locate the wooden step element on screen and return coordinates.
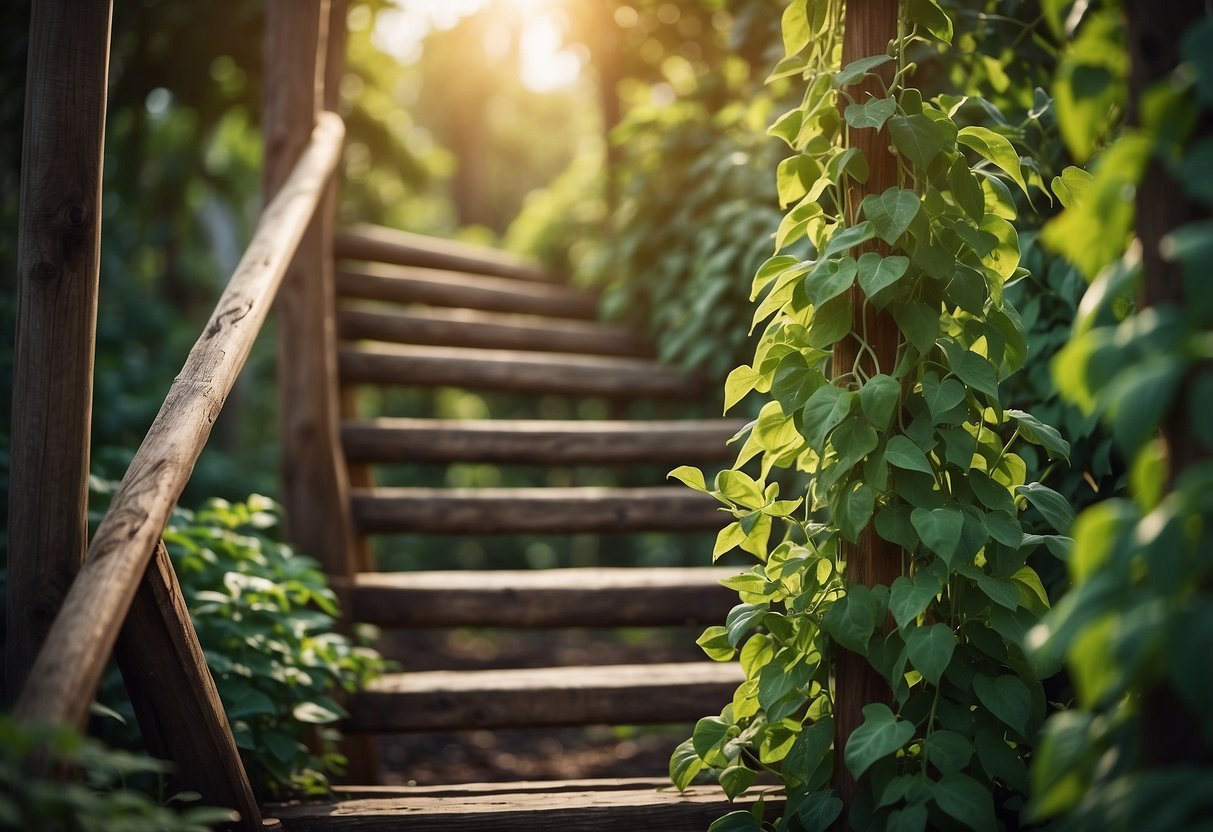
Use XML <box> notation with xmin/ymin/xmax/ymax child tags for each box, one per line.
<box><xmin>341</xmin><ymin>418</ymin><xmax>745</xmax><ymax>465</ymax></box>
<box><xmin>272</xmin><ymin>778</ymin><xmax>784</xmax><ymax>831</ymax></box>
<box><xmin>335</xmin><ymin>222</ymin><xmax>552</xmax><ymax>282</ymax></box>
<box><xmin>350</xmin><ymin>567</ymin><xmax>739</xmax><ymax>628</ymax></box>
<box><xmin>338</xmin><ymin>344</ymin><xmax>701</xmax><ymax>399</ymax></box>
<box><xmin>346</xmin><ymin>662</ymin><xmax>744</xmax><ymax>732</ymax></box>
<box><xmin>350</xmin><ymin>487</ymin><xmax>724</xmax><ymax>535</ymax></box>
<box><xmin>336</xmin><ymin>263</ymin><xmax>597</xmax><ymax>319</ymax></box>
<box><xmin>337</xmin><ymin>305</ymin><xmax>650</xmax><ymax>357</ymax></box>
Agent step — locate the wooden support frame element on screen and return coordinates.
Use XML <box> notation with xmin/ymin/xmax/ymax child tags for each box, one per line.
<box><xmin>114</xmin><ymin>542</ymin><xmax>263</xmax><ymax>829</ymax></box>
<box><xmin>13</xmin><ymin>111</ymin><xmax>345</xmax><ymax>730</ymax></box>
<box><xmin>831</xmin><ymin>0</ymin><xmax>904</xmax><ymax>811</ymax></box>
<box><xmin>5</xmin><ymin>0</ymin><xmax>113</xmax><ymax>705</ymax></box>
<box><xmin>265</xmin><ymin>0</ymin><xmax>359</xmax><ymax>584</ymax></box>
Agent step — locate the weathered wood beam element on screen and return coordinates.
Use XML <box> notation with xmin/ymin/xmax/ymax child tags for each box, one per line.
<box><xmin>335</xmin><ymin>223</ymin><xmax>552</xmax><ymax>282</ymax></box>
<box><xmin>5</xmin><ymin>0</ymin><xmax>112</xmax><ymax>705</ymax></box>
<box><xmin>350</xmin><ymin>486</ymin><xmax>724</xmax><ymax>535</ymax></box>
<box><xmin>346</xmin><ymin>662</ymin><xmax>745</xmax><ymax>732</ymax></box>
<box><xmin>348</xmin><ymin>567</ymin><xmax>739</xmax><ymax>628</ymax></box>
<box><xmin>340</xmin><ymin>418</ymin><xmax>743</xmax><ymax>465</ymax></box>
<box><xmin>338</xmin><ymin>344</ymin><xmax>701</xmax><ymax>399</ymax></box>
<box><xmin>336</xmin><ymin>264</ymin><xmax>598</xmax><ymax>319</ymax></box>
<box><xmin>114</xmin><ymin>542</ymin><xmax>262</xmax><ymax>830</ymax></box>
<box><xmin>12</xmin><ymin>112</ymin><xmax>344</xmax><ymax>729</ymax></box>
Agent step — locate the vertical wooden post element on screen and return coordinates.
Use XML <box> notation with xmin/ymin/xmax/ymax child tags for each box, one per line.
<box><xmin>265</xmin><ymin>0</ymin><xmax>358</xmax><ymax>582</ymax></box>
<box><xmin>831</xmin><ymin>0</ymin><xmax>903</xmax><ymax>811</ymax></box>
<box><xmin>4</xmin><ymin>0</ymin><xmax>113</xmax><ymax>705</ymax></box>
<box><xmin>1124</xmin><ymin>0</ymin><xmax>1210</xmax><ymax>769</ymax></box>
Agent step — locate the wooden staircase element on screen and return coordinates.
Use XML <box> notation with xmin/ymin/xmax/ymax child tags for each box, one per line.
<box><xmin>270</xmin><ymin>225</ymin><xmax>779</xmax><ymax>829</ymax></box>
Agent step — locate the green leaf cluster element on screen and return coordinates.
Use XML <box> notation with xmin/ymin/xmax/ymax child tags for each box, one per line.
<box><xmin>670</xmin><ymin>2</ymin><xmax>1073</xmax><ymax>829</ymax></box>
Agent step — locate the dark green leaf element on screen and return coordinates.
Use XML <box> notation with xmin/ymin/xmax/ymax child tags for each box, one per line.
<box><xmin>806</xmin><ymin>256</ymin><xmax>859</xmax><ymax>307</ymax></box>
<box><xmin>1006</xmin><ymin>409</ymin><xmax>1071</xmax><ymax>461</ymax></box>
<box><xmin>844</xmin><ymin>703</ymin><xmax>915</xmax><ymax>778</ymax></box>
<box><xmin>720</xmin><ymin>765</ymin><xmax>758</xmax><ymax>800</ymax></box>
<box><xmin>693</xmin><ymin>716</ymin><xmax>731</xmax><ymax>758</ymax></box>
<box><xmin>892</xmin><ymin>302</ymin><xmax>939</xmax><ymax>354</ymax></box>
<box><xmin>798</xmin><ymin>790</ymin><xmax>844</xmax><ymax>832</ymax></box>
<box><xmin>958</xmin><ymin>126</ymin><xmax>1029</xmax><ymax>197</ymax></box>
<box><xmin>924</xmin><ymin>730</ymin><xmax>972</xmax><ymax>775</ymax></box>
<box><xmin>920</xmin><ymin>373</ymin><xmax>966</xmax><ymax>420</ymax></box>
<box><xmin>910</xmin><ymin>507</ymin><xmax>964</xmax><ymax>563</ymax></box>
<box><xmin>941</xmin><ymin>338</ymin><xmax>1000</xmax><ymax>400</ymax></box>
<box><xmin>889</xmin><ymin>570</ymin><xmax>942</xmax><ymax>629</ymax></box>
<box><xmin>824</xmin><ymin>221</ymin><xmax>878</xmax><ymax>258</ymax></box>
<box><xmin>785</xmin><ymin>718</ymin><xmax>835</xmax><ymax>787</ymax></box>
<box><xmin>845</xmin><ymin>98</ymin><xmax>898</xmax><ymax>130</ymax></box>
<box><xmin>860</xmin><ymin>374</ymin><xmax>901</xmax><ymax>431</ymax></box>
<box><xmin>857</xmin><ymin>253</ymin><xmax>910</xmax><ymax>300</ymax></box>
<box><xmin>905</xmin><ymin>623</ymin><xmax>957</xmax><ymax>685</ymax></box>
<box><xmin>886</xmin><ymin>435</ymin><xmax>934</xmax><ymax>474</ymax></box>
<box><xmin>972</xmin><ymin>674</ymin><xmax>1030</xmax><ymax>734</ymax></box>
<box><xmin>889</xmin><ymin>113</ymin><xmax>949</xmax><ymax>169</ymax></box>
<box><xmin>802</xmin><ymin>384</ymin><xmax>855</xmax><ymax>451</ymax></box>
<box><xmin>1017</xmin><ymin>482</ymin><xmax>1075</xmax><ymax>534</ymax></box>
<box><xmin>835</xmin><ymin>54</ymin><xmax>895</xmax><ymax>87</ymax></box>
<box><xmin>862</xmin><ymin>188</ymin><xmax>921</xmax><ymax>245</ymax></box>
<box><xmin>725</xmin><ymin>603</ymin><xmax>769</xmax><ymax>647</ymax></box>
<box><xmin>822</xmin><ymin>586</ymin><xmax>880</xmax><ymax>654</ymax></box>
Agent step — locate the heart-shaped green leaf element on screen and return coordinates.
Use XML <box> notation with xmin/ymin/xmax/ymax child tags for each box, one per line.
<box><xmin>844</xmin><ymin>703</ymin><xmax>915</xmax><ymax>778</ymax></box>
<box><xmin>862</xmin><ymin>187</ymin><xmax>921</xmax><ymax>244</ymax></box>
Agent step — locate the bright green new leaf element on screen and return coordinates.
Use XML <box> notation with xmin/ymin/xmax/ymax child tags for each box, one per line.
<box><xmin>670</xmin><ymin>737</ymin><xmax>705</xmax><ymax>791</ymax></box>
<box><xmin>713</xmin><ymin>522</ymin><xmax>747</xmax><ymax>560</ymax></box>
<box><xmin>1051</xmin><ymin>165</ymin><xmax>1093</xmax><ymax>209</ymax></box>
<box><xmin>844</xmin><ymin>703</ymin><xmax>915</xmax><ymax>778</ymax></box>
<box><xmin>716</xmin><ymin>470</ymin><xmax>765</xmax><ymax>508</ymax></box>
<box><xmin>905</xmin><ymin>623</ymin><xmax>956</xmax><ymax>685</ymax></box>
<box><xmin>857</xmin><ymin>253</ymin><xmax>909</xmax><ymax>300</ymax></box>
<box><xmin>845</xmin><ymin>97</ymin><xmax>897</xmax><ymax>130</ymax></box>
<box><xmin>724</xmin><ymin>365</ymin><xmax>763</xmax><ymax>413</ymax></box>
<box><xmin>932</xmin><ymin>773</ymin><xmax>997</xmax><ymax>832</ymax></box>
<box><xmin>697</xmin><ymin>626</ymin><xmax>737</xmax><ymax>661</ymax></box>
<box><xmin>908</xmin><ymin>0</ymin><xmax>953</xmax><ymax>43</ymax></box>
<box><xmin>781</xmin><ymin>0</ymin><xmax>811</xmax><ymax>56</ymax></box>
<box><xmin>859</xmin><ymin>374</ymin><xmax>900</xmax><ymax>431</ymax></box>
<box><xmin>972</xmin><ymin>673</ymin><xmax>1030</xmax><ymax>734</ymax></box>
<box><xmin>885</xmin><ymin>435</ymin><xmax>934</xmax><ymax>474</ymax></box>
<box><xmin>911</xmin><ymin>506</ymin><xmax>964</xmax><ymax>563</ymax></box>
<box><xmin>862</xmin><ymin>187</ymin><xmax>921</xmax><ymax>244</ymax></box>
<box><xmin>958</xmin><ymin>126</ymin><xmax>1029</xmax><ymax>197</ymax></box>
<box><xmin>668</xmin><ymin>465</ymin><xmax>707</xmax><ymax>492</ymax></box>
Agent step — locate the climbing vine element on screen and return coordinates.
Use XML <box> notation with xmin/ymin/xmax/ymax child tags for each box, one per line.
<box><xmin>669</xmin><ymin>2</ymin><xmax>1074</xmax><ymax>829</ymax></box>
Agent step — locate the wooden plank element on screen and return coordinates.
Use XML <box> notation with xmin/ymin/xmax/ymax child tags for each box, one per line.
<box><xmin>346</xmin><ymin>662</ymin><xmax>745</xmax><ymax>732</ymax></box>
<box><xmin>12</xmin><ymin>113</ymin><xmax>345</xmax><ymax>729</ymax></box>
<box><xmin>328</xmin><ymin>778</ymin><xmax>678</xmax><ymax>798</ymax></box>
<box><xmin>338</xmin><ymin>344</ymin><xmax>701</xmax><ymax>399</ymax></box>
<box><xmin>832</xmin><ymin>1</ymin><xmax>904</xmax><ymax>812</ymax></box>
<box><xmin>335</xmin><ymin>223</ymin><xmax>552</xmax><ymax>282</ymax></box>
<box><xmin>335</xmin><ymin>264</ymin><xmax>597</xmax><ymax>319</ymax></box>
<box><xmin>350</xmin><ymin>487</ymin><xmax>724</xmax><ymax>535</ymax></box>
<box><xmin>349</xmin><ymin>567</ymin><xmax>739</xmax><ymax>628</ymax></box>
<box><xmin>113</xmin><ymin>542</ymin><xmax>261</xmax><ymax>830</ymax></box>
<box><xmin>340</xmin><ymin>418</ymin><xmax>744</xmax><ymax>465</ymax></box>
<box><xmin>5</xmin><ymin>0</ymin><xmax>112</xmax><ymax>704</ymax></box>
<box><xmin>337</xmin><ymin>305</ymin><xmax>650</xmax><ymax>357</ymax></box>
<box><xmin>273</xmin><ymin>781</ymin><xmax>783</xmax><ymax>831</ymax></box>
<box><xmin>266</xmin><ymin>0</ymin><xmax>359</xmax><ymax>585</ymax></box>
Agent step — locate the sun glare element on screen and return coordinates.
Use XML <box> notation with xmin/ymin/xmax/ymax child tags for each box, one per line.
<box><xmin>373</xmin><ymin>0</ymin><xmax>583</xmax><ymax>92</ymax></box>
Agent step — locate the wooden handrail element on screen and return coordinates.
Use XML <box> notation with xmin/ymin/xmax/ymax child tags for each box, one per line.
<box><xmin>13</xmin><ymin>111</ymin><xmax>346</xmax><ymax>729</ymax></box>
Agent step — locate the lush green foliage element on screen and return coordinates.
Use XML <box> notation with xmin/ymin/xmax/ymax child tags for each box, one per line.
<box><xmin>92</xmin><ymin>490</ymin><xmax>388</xmax><ymax>799</ymax></box>
<box><xmin>0</xmin><ymin>716</ymin><xmax>235</xmax><ymax>831</ymax></box>
<box><xmin>669</xmin><ymin>2</ymin><xmax>1081</xmax><ymax>829</ymax></box>
<box><xmin>1025</xmin><ymin>6</ymin><xmax>1213</xmax><ymax>829</ymax></box>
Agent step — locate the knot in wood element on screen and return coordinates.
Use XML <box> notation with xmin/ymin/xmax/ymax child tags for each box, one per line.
<box><xmin>55</xmin><ymin>198</ymin><xmax>91</xmax><ymax>234</ymax></box>
<box><xmin>30</xmin><ymin>261</ymin><xmax>59</xmax><ymax>283</ymax></box>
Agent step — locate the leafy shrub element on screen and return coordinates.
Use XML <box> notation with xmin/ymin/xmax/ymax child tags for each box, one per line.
<box><xmin>92</xmin><ymin>487</ymin><xmax>388</xmax><ymax>798</ymax></box>
<box><xmin>0</xmin><ymin>716</ymin><xmax>234</xmax><ymax>832</ymax></box>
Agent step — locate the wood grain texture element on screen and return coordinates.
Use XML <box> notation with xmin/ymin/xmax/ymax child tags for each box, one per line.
<box><xmin>114</xmin><ymin>542</ymin><xmax>261</xmax><ymax>830</ymax></box>
<box><xmin>336</xmin><ymin>264</ymin><xmax>597</xmax><ymax>319</ymax></box>
<box><xmin>337</xmin><ymin>305</ymin><xmax>650</xmax><ymax>357</ymax></box>
<box><xmin>273</xmin><ymin>780</ymin><xmax>783</xmax><ymax>831</ymax></box>
<box><xmin>5</xmin><ymin>0</ymin><xmax>112</xmax><ymax>704</ymax></box>
<box><xmin>266</xmin><ymin>0</ymin><xmax>359</xmax><ymax>584</ymax></box>
<box><xmin>12</xmin><ymin>113</ymin><xmax>344</xmax><ymax>729</ymax></box>
<box><xmin>832</xmin><ymin>0</ymin><xmax>905</xmax><ymax>815</ymax></box>
<box><xmin>338</xmin><ymin>344</ymin><xmax>701</xmax><ymax>399</ymax></box>
<box><xmin>350</xmin><ymin>486</ymin><xmax>725</xmax><ymax>535</ymax></box>
<box><xmin>348</xmin><ymin>566</ymin><xmax>738</xmax><ymax>628</ymax></box>
<box><xmin>340</xmin><ymin>418</ymin><xmax>743</xmax><ymax>465</ymax></box>
<box><xmin>335</xmin><ymin>223</ymin><xmax>552</xmax><ymax>282</ymax></box>
<box><xmin>346</xmin><ymin>662</ymin><xmax>745</xmax><ymax>732</ymax></box>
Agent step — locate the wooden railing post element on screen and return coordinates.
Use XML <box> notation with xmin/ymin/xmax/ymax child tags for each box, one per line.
<box><xmin>265</xmin><ymin>0</ymin><xmax>358</xmax><ymax>581</ymax></box>
<box><xmin>4</xmin><ymin>0</ymin><xmax>113</xmax><ymax>705</ymax></box>
<box><xmin>831</xmin><ymin>0</ymin><xmax>903</xmax><ymax>812</ymax></box>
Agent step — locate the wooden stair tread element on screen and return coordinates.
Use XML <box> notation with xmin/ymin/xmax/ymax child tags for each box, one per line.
<box><xmin>341</xmin><ymin>418</ymin><xmax>744</xmax><ymax>465</ymax></box>
<box><xmin>350</xmin><ymin>486</ymin><xmax>724</xmax><ymax>534</ymax></box>
<box><xmin>346</xmin><ymin>662</ymin><xmax>744</xmax><ymax>732</ymax></box>
<box><xmin>272</xmin><ymin>777</ymin><xmax>784</xmax><ymax>831</ymax></box>
<box><xmin>335</xmin><ymin>223</ymin><xmax>553</xmax><ymax>283</ymax></box>
<box><xmin>349</xmin><ymin>566</ymin><xmax>738</xmax><ymax>628</ymax></box>
<box><xmin>338</xmin><ymin>344</ymin><xmax>701</xmax><ymax>398</ymax></box>
<box><xmin>336</xmin><ymin>263</ymin><xmax>597</xmax><ymax>319</ymax></box>
<box><xmin>338</xmin><ymin>305</ymin><xmax>650</xmax><ymax>357</ymax></box>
